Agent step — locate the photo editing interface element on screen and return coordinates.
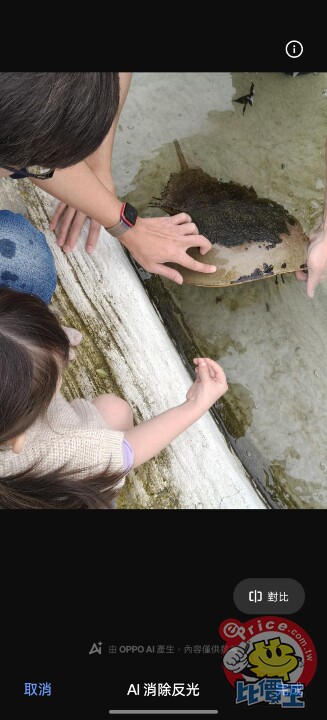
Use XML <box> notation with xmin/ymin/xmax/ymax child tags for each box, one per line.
<box><xmin>9</xmin><ymin>571</ymin><xmax>320</xmax><ymax>718</ymax></box>
<box><xmin>2</xmin><ymin>37</ymin><xmax>327</xmax><ymax>718</ymax></box>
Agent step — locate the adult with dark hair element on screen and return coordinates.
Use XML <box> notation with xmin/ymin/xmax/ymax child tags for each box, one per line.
<box><xmin>0</xmin><ymin>72</ymin><xmax>216</xmax><ymax>285</ymax></box>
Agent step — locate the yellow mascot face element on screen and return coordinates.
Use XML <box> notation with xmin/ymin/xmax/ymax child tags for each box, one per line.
<box><xmin>248</xmin><ymin>637</ymin><xmax>299</xmax><ymax>681</ymax></box>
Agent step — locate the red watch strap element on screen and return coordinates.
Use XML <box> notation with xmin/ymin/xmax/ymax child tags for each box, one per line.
<box><xmin>121</xmin><ymin>202</ymin><xmax>134</xmax><ymax>228</ymax></box>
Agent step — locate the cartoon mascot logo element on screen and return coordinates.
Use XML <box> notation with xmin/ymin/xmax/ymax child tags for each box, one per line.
<box><xmin>219</xmin><ymin>616</ymin><xmax>317</xmax><ymax>709</ymax></box>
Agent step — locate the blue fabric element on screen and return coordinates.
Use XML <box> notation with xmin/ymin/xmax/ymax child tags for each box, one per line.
<box><xmin>0</xmin><ymin>210</ymin><xmax>57</xmax><ymax>303</ymax></box>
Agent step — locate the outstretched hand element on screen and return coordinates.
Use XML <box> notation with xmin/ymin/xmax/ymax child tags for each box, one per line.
<box><xmin>295</xmin><ymin>222</ymin><xmax>327</xmax><ymax>298</ymax></box>
<box><xmin>119</xmin><ymin>214</ymin><xmax>216</xmax><ymax>284</ymax></box>
<box><xmin>50</xmin><ymin>205</ymin><xmax>216</xmax><ymax>283</ymax></box>
<box><xmin>186</xmin><ymin>357</ymin><xmax>228</xmax><ymax>412</ymax></box>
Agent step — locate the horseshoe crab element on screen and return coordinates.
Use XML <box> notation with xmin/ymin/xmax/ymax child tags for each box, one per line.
<box><xmin>153</xmin><ymin>140</ymin><xmax>309</xmax><ymax>287</ymax></box>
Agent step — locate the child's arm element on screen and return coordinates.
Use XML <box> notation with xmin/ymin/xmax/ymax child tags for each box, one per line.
<box><xmin>124</xmin><ymin>358</ymin><xmax>228</xmax><ymax>468</ymax></box>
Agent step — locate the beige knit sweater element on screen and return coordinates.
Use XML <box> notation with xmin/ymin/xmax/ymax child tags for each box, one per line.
<box><xmin>0</xmin><ymin>393</ymin><xmax>126</xmax><ymax>480</ymax></box>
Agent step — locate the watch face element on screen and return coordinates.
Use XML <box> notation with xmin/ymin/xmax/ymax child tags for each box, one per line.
<box><xmin>122</xmin><ymin>202</ymin><xmax>138</xmax><ymax>227</ymax></box>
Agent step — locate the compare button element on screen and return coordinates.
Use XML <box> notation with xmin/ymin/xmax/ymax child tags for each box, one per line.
<box><xmin>234</xmin><ymin>578</ymin><xmax>305</xmax><ymax>614</ymax></box>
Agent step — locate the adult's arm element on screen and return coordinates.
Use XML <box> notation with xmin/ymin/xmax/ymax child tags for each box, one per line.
<box><xmin>48</xmin><ymin>72</ymin><xmax>132</xmax><ymax>253</ymax></box>
<box><xmin>32</xmin><ymin>163</ymin><xmax>216</xmax><ymax>284</ymax></box>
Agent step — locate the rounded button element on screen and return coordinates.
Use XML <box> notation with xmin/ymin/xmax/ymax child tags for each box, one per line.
<box><xmin>285</xmin><ymin>40</ymin><xmax>303</xmax><ymax>58</ymax></box>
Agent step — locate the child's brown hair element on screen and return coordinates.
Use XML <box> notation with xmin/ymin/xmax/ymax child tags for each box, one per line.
<box><xmin>0</xmin><ymin>288</ymin><xmax>125</xmax><ymax>509</ymax></box>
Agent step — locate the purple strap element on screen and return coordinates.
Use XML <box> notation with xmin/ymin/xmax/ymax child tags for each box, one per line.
<box><xmin>122</xmin><ymin>438</ymin><xmax>134</xmax><ymax>472</ymax></box>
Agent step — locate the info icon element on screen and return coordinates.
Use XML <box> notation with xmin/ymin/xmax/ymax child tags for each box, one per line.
<box><xmin>285</xmin><ymin>40</ymin><xmax>303</xmax><ymax>59</ymax></box>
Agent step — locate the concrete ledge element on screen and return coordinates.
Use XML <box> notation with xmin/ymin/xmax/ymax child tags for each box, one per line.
<box><xmin>0</xmin><ymin>177</ymin><xmax>266</xmax><ymax>508</ymax></box>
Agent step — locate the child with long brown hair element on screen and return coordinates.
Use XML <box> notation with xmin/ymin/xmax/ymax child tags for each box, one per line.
<box><xmin>0</xmin><ymin>288</ymin><xmax>228</xmax><ymax>509</ymax></box>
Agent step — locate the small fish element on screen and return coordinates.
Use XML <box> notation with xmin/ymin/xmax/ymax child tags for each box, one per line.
<box><xmin>234</xmin><ymin>82</ymin><xmax>255</xmax><ymax>115</ymax></box>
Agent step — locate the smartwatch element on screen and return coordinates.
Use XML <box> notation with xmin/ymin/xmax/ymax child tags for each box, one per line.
<box><xmin>105</xmin><ymin>202</ymin><xmax>138</xmax><ymax>238</ymax></box>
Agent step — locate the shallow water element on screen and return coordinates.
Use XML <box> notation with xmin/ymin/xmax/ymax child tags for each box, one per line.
<box><xmin>113</xmin><ymin>72</ymin><xmax>327</xmax><ymax>508</ymax></box>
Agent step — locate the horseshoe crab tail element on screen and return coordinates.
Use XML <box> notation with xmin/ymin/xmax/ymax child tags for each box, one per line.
<box><xmin>173</xmin><ymin>139</ymin><xmax>189</xmax><ymax>171</ymax></box>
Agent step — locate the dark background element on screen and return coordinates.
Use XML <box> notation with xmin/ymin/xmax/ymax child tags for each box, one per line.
<box><xmin>1</xmin><ymin>511</ymin><xmax>324</xmax><ymax>717</ymax></box>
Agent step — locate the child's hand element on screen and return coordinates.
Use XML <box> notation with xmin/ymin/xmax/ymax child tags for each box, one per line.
<box><xmin>125</xmin><ymin>357</ymin><xmax>228</xmax><ymax>468</ymax></box>
<box><xmin>62</xmin><ymin>326</ymin><xmax>83</xmax><ymax>361</ymax></box>
<box><xmin>186</xmin><ymin>358</ymin><xmax>228</xmax><ymax>412</ymax></box>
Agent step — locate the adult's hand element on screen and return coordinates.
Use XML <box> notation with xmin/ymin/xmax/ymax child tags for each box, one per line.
<box><xmin>295</xmin><ymin>222</ymin><xmax>327</xmax><ymax>298</ymax></box>
<box><xmin>50</xmin><ymin>204</ymin><xmax>102</xmax><ymax>254</ymax></box>
<box><xmin>49</xmin><ymin>172</ymin><xmax>116</xmax><ymax>254</ymax></box>
<box><xmin>119</xmin><ymin>214</ymin><xmax>216</xmax><ymax>284</ymax></box>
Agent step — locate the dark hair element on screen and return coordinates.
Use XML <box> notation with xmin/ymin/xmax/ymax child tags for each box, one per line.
<box><xmin>0</xmin><ymin>288</ymin><xmax>126</xmax><ymax>509</ymax></box>
<box><xmin>0</xmin><ymin>72</ymin><xmax>120</xmax><ymax>169</ymax></box>
<box><xmin>0</xmin><ymin>465</ymin><xmax>123</xmax><ymax>510</ymax></box>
